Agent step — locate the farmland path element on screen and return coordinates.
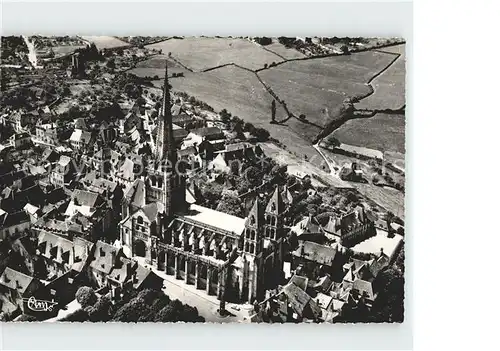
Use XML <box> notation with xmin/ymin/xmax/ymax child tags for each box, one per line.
<box><xmin>151</xmin><ymin>42</ymin><xmax>405</xmax><ymax>179</ymax></box>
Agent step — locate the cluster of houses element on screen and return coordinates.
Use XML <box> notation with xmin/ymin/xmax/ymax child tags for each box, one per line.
<box><xmin>0</xmin><ymin>63</ymin><xmax>402</xmax><ymax>323</ymax></box>
<box><xmin>0</xmin><ymin>81</ymin><xmax>288</xmax><ymax>321</ymax></box>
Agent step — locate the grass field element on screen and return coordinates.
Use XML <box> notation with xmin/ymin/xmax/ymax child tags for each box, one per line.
<box><xmin>351</xmin><ymin>182</ymin><xmax>405</xmax><ymax>219</ymax></box>
<box><xmin>128</xmin><ymin>55</ymin><xmax>189</xmax><ymax>78</ymax></box>
<box><xmin>152</xmin><ymin>65</ymin><xmax>322</xmax><ymax>163</ymax></box>
<box><xmin>263</xmin><ymin>40</ymin><xmax>307</xmax><ymax>60</ymax></box>
<box><xmin>146</xmin><ymin>37</ymin><xmax>284</xmax><ymax>71</ymax></box>
<box><xmin>51</xmin><ymin>45</ymin><xmax>86</xmax><ymax>57</ymax></box>
<box><xmin>257</xmin><ymin>50</ymin><xmax>396</xmax><ymax>136</ymax></box>
<box><xmin>357</xmin><ymin>44</ymin><xmax>406</xmax><ymax>110</ymax></box>
<box><xmin>331</xmin><ymin>112</ymin><xmax>406</xmax><ymax>154</ymax></box>
<box><xmin>80</xmin><ymin>36</ymin><xmax>130</xmax><ymax>50</ymax></box>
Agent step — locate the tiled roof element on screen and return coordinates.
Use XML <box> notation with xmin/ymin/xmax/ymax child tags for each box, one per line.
<box><xmin>289</xmin><ymin>274</ymin><xmax>309</xmax><ymax>291</ymax></box>
<box><xmin>73</xmin><ymin>190</ymin><xmax>102</xmax><ymax>208</ymax></box>
<box><xmin>0</xmin><ymin>267</ymin><xmax>37</xmax><ymax>295</ymax></box>
<box><xmin>190</xmin><ymin>127</ymin><xmax>223</xmax><ymax>138</ymax></box>
<box><xmin>58</xmin><ymin>155</ymin><xmax>72</xmax><ymax>167</ymax></box>
<box><xmin>352</xmin><ymin>279</ymin><xmax>375</xmax><ymax>300</ymax></box>
<box><xmin>89</xmin><ymin>241</ymin><xmax>120</xmax><ymax>274</ymax></box>
<box><xmin>117</xmin><ymin>158</ymin><xmax>136</xmax><ymax>181</ymax></box>
<box><xmin>124</xmin><ymin>179</ymin><xmax>146</xmax><ymax>208</ymax></box>
<box><xmin>281</xmin><ymin>283</ymin><xmax>322</xmax><ymax>320</ymax></box>
<box><xmin>142</xmin><ymin>202</ymin><xmax>163</xmax><ymax>223</ymax></box>
<box><xmin>292</xmin><ymin>241</ymin><xmax>338</xmax><ymax>266</ymax></box>
<box><xmin>38</xmin><ymin>231</ymin><xmax>74</xmax><ymax>264</ymax></box>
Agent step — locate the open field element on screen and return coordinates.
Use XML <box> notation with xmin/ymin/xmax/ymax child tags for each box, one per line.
<box><xmin>351</xmin><ymin>182</ymin><xmax>405</xmax><ymax>220</ymax></box>
<box><xmin>357</xmin><ymin>44</ymin><xmax>406</xmax><ymax>110</ymax></box>
<box><xmin>152</xmin><ymin>65</ymin><xmax>322</xmax><ymax>163</ymax></box>
<box><xmin>331</xmin><ymin>112</ymin><xmax>406</xmax><ymax>154</ymax></box>
<box><xmin>263</xmin><ymin>40</ymin><xmax>307</xmax><ymax>60</ymax></box>
<box><xmin>80</xmin><ymin>36</ymin><xmax>131</xmax><ymax>50</ymax></box>
<box><xmin>146</xmin><ymin>37</ymin><xmax>284</xmax><ymax>71</ymax></box>
<box><xmin>128</xmin><ymin>55</ymin><xmax>189</xmax><ymax>78</ymax></box>
<box><xmin>257</xmin><ymin>50</ymin><xmax>396</xmax><ymax>138</ymax></box>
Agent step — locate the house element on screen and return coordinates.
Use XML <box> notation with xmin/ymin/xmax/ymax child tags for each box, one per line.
<box><xmin>172</xmin><ymin>113</ymin><xmax>197</xmax><ymax>129</ymax></box>
<box><xmin>9</xmin><ymin>132</ymin><xmax>31</xmax><ymax>149</ymax></box>
<box><xmin>152</xmin><ymin>123</ymin><xmax>189</xmax><ymax>145</ymax></box>
<box><xmin>87</xmin><ymin>240</ymin><xmax>162</xmax><ymax>294</ymax></box>
<box><xmin>322</xmin><ymin>206</ymin><xmax>376</xmax><ymax>247</ymax></box>
<box><xmin>209</xmin><ymin>143</ymin><xmax>264</xmax><ymax>175</ymax></box>
<box><xmin>177</xmin><ymin>147</ymin><xmax>203</xmax><ymax>171</ymax></box>
<box><xmin>339</xmin><ymin>162</ymin><xmax>364</xmax><ymax>181</ymax></box>
<box><xmin>4</xmin><ymin>111</ymin><xmax>30</xmax><ymax>133</ymax></box>
<box><xmin>115</xmin><ymin>157</ymin><xmax>139</xmax><ymax>186</ymax></box>
<box><xmin>69</xmin><ymin>128</ymin><xmax>93</xmax><ymax>151</ymax></box>
<box><xmin>91</xmin><ymin>147</ymin><xmax>121</xmax><ymax>174</ymax></box>
<box><xmin>23</xmin><ymin>203</ymin><xmax>42</xmax><ymax>223</ymax></box>
<box><xmin>291</xmin><ymin>241</ymin><xmax>339</xmax><ymax>277</ymax></box>
<box><xmin>34</xmin><ymin>122</ymin><xmax>59</xmax><ymax>146</ymax></box>
<box><xmin>10</xmin><ymin>236</ymin><xmax>38</xmax><ymax>276</ymax></box>
<box><xmin>182</xmin><ymin>127</ymin><xmax>225</xmax><ymax>149</ymax></box>
<box><xmin>0</xmin><ymin>210</ymin><xmax>31</xmax><ymax>241</ymax></box>
<box><xmin>314</xmin><ymin>292</ymin><xmax>346</xmax><ymax>322</ymax></box>
<box><xmin>333</xmin><ymin>252</ymin><xmax>390</xmax><ymax>309</ymax></box>
<box><xmin>262</xmin><ymin>280</ymin><xmax>322</xmax><ymax>323</ymax></box>
<box><xmin>0</xmin><ymin>267</ymin><xmax>46</xmax><ymax>318</ymax></box>
<box><xmin>49</xmin><ymin>155</ymin><xmax>77</xmax><ymax>188</ymax></box>
<box><xmin>37</xmin><ymin>231</ymin><xmax>93</xmax><ymax>279</ymax></box>
<box><xmin>64</xmin><ymin>190</ymin><xmax>113</xmax><ymax>240</ymax></box>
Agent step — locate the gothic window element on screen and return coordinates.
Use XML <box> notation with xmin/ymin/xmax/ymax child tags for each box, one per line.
<box><xmin>250</xmin><ymin>215</ymin><xmax>255</xmax><ymax>226</ymax></box>
<box><xmin>251</xmin><ymin>230</ymin><xmax>256</xmax><ymax>240</ymax></box>
<box><xmin>271</xmin><ymin>217</ymin><xmax>276</xmax><ymax>226</ymax></box>
<box><xmin>250</xmin><ymin>243</ymin><xmax>255</xmax><ymax>254</ymax></box>
<box><xmin>245</xmin><ymin>242</ymin><xmax>249</xmax><ymax>252</ymax></box>
<box><xmin>266</xmin><ymin>216</ymin><xmax>271</xmax><ymax>225</ymax></box>
<box><xmin>137</xmin><ymin>216</ymin><xmax>144</xmax><ymax>224</ymax></box>
<box><xmin>271</xmin><ymin>202</ymin><xmax>276</xmax><ymax>212</ymax></box>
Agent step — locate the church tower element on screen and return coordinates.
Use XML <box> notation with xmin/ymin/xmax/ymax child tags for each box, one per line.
<box><xmin>146</xmin><ymin>62</ymin><xmax>186</xmax><ymax>218</ymax></box>
<box><xmin>241</xmin><ymin>199</ymin><xmax>264</xmax><ymax>302</ymax></box>
<box><xmin>264</xmin><ymin>187</ymin><xmax>286</xmax><ymax>285</ymax></box>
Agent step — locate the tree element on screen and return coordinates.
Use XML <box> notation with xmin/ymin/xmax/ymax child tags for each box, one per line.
<box><xmin>253</xmin><ymin>127</ymin><xmax>270</xmax><ymax>142</ymax></box>
<box><xmin>200</xmin><ymin>182</ymin><xmax>224</xmax><ymax>209</ymax></box>
<box><xmin>86</xmin><ymin>295</ymin><xmax>113</xmax><ymax>322</ymax></box>
<box><xmin>75</xmin><ymin>286</ymin><xmax>97</xmax><ymax>308</ymax></box>
<box><xmin>271</xmin><ymin>99</ymin><xmax>276</xmax><ymax>121</ymax></box>
<box><xmin>106</xmin><ymin>58</ymin><xmax>116</xmax><ymax>70</ymax></box>
<box><xmin>135</xmin><ymin>96</ymin><xmax>146</xmax><ymax>107</ymax></box>
<box><xmin>216</xmin><ymin>194</ymin><xmax>244</xmax><ymax>217</ymax></box>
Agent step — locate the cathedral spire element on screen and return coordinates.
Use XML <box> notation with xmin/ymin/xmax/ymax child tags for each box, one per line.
<box><xmin>156</xmin><ymin>61</ymin><xmax>176</xmax><ymax>164</ymax></box>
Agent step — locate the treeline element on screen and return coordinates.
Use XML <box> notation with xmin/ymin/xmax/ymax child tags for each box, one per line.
<box><xmin>61</xmin><ymin>287</ymin><xmax>205</xmax><ymax>323</ymax></box>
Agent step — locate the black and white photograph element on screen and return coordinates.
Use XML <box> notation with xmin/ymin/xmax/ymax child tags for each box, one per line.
<box><xmin>0</xmin><ymin>35</ymin><xmax>405</xmax><ymax>324</ymax></box>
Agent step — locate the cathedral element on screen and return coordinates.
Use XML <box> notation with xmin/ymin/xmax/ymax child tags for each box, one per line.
<box><xmin>119</xmin><ymin>63</ymin><xmax>285</xmax><ymax>304</ymax></box>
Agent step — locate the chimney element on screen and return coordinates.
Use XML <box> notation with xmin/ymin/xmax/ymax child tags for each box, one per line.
<box><xmin>379</xmin><ymin>248</ymin><xmax>384</xmax><ymax>257</ymax></box>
